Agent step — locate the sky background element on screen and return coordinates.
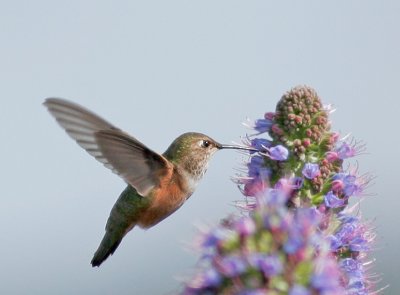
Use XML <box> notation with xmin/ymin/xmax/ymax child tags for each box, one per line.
<box><xmin>1</xmin><ymin>1</ymin><xmax>399</xmax><ymax>294</ymax></box>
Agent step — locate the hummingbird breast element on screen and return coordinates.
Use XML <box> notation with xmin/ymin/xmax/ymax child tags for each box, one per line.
<box><xmin>138</xmin><ymin>146</ymin><xmax>213</xmax><ymax>228</ymax></box>
<box><xmin>137</xmin><ymin>166</ymin><xmax>194</xmax><ymax>229</ymax></box>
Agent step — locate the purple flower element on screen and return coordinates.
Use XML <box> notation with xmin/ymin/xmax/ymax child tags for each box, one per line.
<box><xmin>339</xmin><ymin>258</ymin><xmax>363</xmax><ymax>279</ymax></box>
<box><xmin>327</xmin><ymin>140</ymin><xmax>365</xmax><ymax>162</ymax></box>
<box><xmin>201</xmin><ymin>268</ymin><xmax>222</xmax><ymax>287</ymax></box>
<box><xmin>337</xmin><ymin>213</ymin><xmax>359</xmax><ymax>224</ymax></box>
<box><xmin>201</xmin><ymin>228</ymin><xmax>227</xmax><ymax>248</ymax></box>
<box><xmin>311</xmin><ymin>259</ymin><xmax>342</xmax><ymax>292</ymax></box>
<box><xmin>326</xmin><ymin>151</ymin><xmax>339</xmax><ymax>162</ymax></box>
<box><xmin>248</xmin><ymin>156</ymin><xmax>271</xmax><ymax>179</ymax></box>
<box><xmin>274</xmin><ymin>177</ymin><xmax>303</xmax><ymax>193</ymax></box>
<box><xmin>344</xmin><ymin>183</ymin><xmax>361</xmax><ymax>197</ymax></box>
<box><xmin>254</xmin><ymin>118</ymin><xmax>273</xmax><ymax>133</ymax></box>
<box><xmin>296</xmin><ymin>207</ymin><xmax>321</xmax><ymax>228</ymax></box>
<box><xmin>219</xmin><ymin>256</ymin><xmax>247</xmax><ymax>277</ymax></box>
<box><xmin>266</xmin><ymin>188</ymin><xmax>289</xmax><ymax>206</ymax></box>
<box><xmin>249</xmin><ymin>138</ymin><xmax>272</xmax><ymax>153</ymax></box>
<box><xmin>248</xmin><ymin>156</ymin><xmax>264</xmax><ymax>176</ymax></box>
<box><xmin>182</xmin><ymin>86</ymin><xmax>376</xmax><ymax>294</ymax></box>
<box><xmin>239</xmin><ymin>290</ymin><xmax>267</xmax><ymax>295</ymax></box>
<box><xmin>283</xmin><ymin>208</ymin><xmax>321</xmax><ymax>254</ymax></box>
<box><xmin>324</xmin><ymin>191</ymin><xmax>345</xmax><ymax>208</ymax></box>
<box><xmin>349</xmin><ymin>236</ymin><xmax>369</xmax><ymax>252</ymax></box>
<box><xmin>264</xmin><ymin>112</ymin><xmax>275</xmax><ymax>120</ymax></box>
<box><xmin>302</xmin><ymin>163</ymin><xmax>320</xmax><ymax>179</ymax></box>
<box><xmin>329</xmin><ymin>216</ymin><xmax>370</xmax><ymax>253</ymax></box>
<box><xmin>183</xmin><ymin>268</ymin><xmax>222</xmax><ymax>293</ymax></box>
<box><xmin>284</xmin><ymin>232</ymin><xmax>304</xmax><ymax>254</ymax></box>
<box><xmin>333</xmin><ymin>223</ymin><xmax>356</xmax><ymax>247</ymax></box>
<box><xmin>332</xmin><ymin>173</ymin><xmax>363</xmax><ymax>197</ymax></box>
<box><xmin>263</xmin><ymin>210</ymin><xmax>290</xmax><ymax>231</ymax></box>
<box><xmin>235</xmin><ymin>217</ymin><xmax>256</xmax><ymax>236</ymax></box>
<box><xmin>243</xmin><ymin>177</ymin><xmax>267</xmax><ymax>197</ymax></box>
<box><xmin>336</xmin><ymin>142</ymin><xmax>357</xmax><ymax>159</ymax></box>
<box><xmin>291</xmin><ymin>177</ymin><xmax>304</xmax><ymax>189</ymax></box>
<box><xmin>348</xmin><ymin>281</ymin><xmax>368</xmax><ymax>294</ymax></box>
<box><xmin>268</xmin><ymin>145</ymin><xmax>289</xmax><ymax>161</ymax></box>
<box><xmin>289</xmin><ymin>285</ymin><xmax>310</xmax><ymax>295</ymax></box>
<box><xmin>242</xmin><ymin>156</ymin><xmax>271</xmax><ymax>196</ymax></box>
<box><xmin>328</xmin><ymin>235</ymin><xmax>342</xmax><ymax>250</ymax></box>
<box><xmin>249</xmin><ymin>254</ymin><xmax>283</xmax><ymax>276</ymax></box>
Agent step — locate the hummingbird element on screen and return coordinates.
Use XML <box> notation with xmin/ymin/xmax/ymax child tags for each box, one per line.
<box><xmin>44</xmin><ymin>98</ymin><xmax>256</xmax><ymax>267</ymax></box>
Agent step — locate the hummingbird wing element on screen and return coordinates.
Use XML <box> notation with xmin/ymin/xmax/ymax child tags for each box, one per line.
<box><xmin>44</xmin><ymin>98</ymin><xmax>172</xmax><ymax>196</ymax></box>
<box><xmin>94</xmin><ymin>129</ymin><xmax>172</xmax><ymax>196</ymax></box>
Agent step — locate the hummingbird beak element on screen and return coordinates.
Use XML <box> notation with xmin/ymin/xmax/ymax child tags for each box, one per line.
<box><xmin>217</xmin><ymin>143</ymin><xmax>258</xmax><ymax>152</ymax></box>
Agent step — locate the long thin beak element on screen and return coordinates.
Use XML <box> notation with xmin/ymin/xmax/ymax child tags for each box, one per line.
<box><xmin>217</xmin><ymin>143</ymin><xmax>258</xmax><ymax>152</ymax></box>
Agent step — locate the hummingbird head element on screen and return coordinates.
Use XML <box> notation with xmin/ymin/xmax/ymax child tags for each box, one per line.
<box><xmin>163</xmin><ymin>132</ymin><xmax>257</xmax><ymax>188</ymax></box>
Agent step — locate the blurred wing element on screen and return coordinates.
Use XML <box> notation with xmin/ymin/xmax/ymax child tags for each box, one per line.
<box><xmin>44</xmin><ymin>98</ymin><xmax>172</xmax><ymax>196</ymax></box>
<box><xmin>94</xmin><ymin>130</ymin><xmax>172</xmax><ymax>196</ymax></box>
<box><xmin>43</xmin><ymin>98</ymin><xmax>121</xmax><ymax>156</ymax></box>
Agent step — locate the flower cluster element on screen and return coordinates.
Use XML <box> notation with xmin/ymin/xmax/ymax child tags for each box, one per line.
<box><xmin>182</xmin><ymin>86</ymin><xmax>378</xmax><ymax>294</ymax></box>
<box><xmin>183</xmin><ymin>189</ymin><xmax>344</xmax><ymax>294</ymax></box>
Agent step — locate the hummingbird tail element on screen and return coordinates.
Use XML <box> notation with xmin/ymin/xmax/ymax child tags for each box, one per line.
<box><xmin>91</xmin><ymin>229</ymin><xmax>127</xmax><ymax>267</ymax></box>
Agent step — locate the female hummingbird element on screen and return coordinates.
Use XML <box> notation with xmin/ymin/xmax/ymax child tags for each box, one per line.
<box><xmin>44</xmin><ymin>99</ymin><xmax>256</xmax><ymax>267</ymax></box>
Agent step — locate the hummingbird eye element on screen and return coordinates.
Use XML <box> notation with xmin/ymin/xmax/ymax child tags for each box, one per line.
<box><xmin>201</xmin><ymin>140</ymin><xmax>210</xmax><ymax>148</ymax></box>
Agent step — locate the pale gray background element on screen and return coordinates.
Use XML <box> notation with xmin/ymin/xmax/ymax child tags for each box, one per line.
<box><xmin>1</xmin><ymin>1</ymin><xmax>398</xmax><ymax>294</ymax></box>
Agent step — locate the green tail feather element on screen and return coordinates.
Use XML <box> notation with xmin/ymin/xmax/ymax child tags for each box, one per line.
<box><xmin>91</xmin><ymin>229</ymin><xmax>125</xmax><ymax>267</ymax></box>
<box><xmin>91</xmin><ymin>185</ymin><xmax>146</xmax><ymax>267</ymax></box>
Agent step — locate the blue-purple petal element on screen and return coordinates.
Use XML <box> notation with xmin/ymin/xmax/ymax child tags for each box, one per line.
<box><xmin>302</xmin><ymin>163</ymin><xmax>320</xmax><ymax>179</ymax></box>
<box><xmin>324</xmin><ymin>191</ymin><xmax>345</xmax><ymax>208</ymax></box>
<box><xmin>289</xmin><ymin>285</ymin><xmax>311</xmax><ymax>295</ymax></box>
<box><xmin>269</xmin><ymin>145</ymin><xmax>289</xmax><ymax>161</ymax></box>
<box><xmin>254</xmin><ymin>118</ymin><xmax>273</xmax><ymax>133</ymax></box>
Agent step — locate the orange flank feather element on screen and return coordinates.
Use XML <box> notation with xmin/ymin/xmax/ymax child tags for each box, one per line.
<box><xmin>138</xmin><ymin>167</ymin><xmax>191</xmax><ymax>228</ymax></box>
